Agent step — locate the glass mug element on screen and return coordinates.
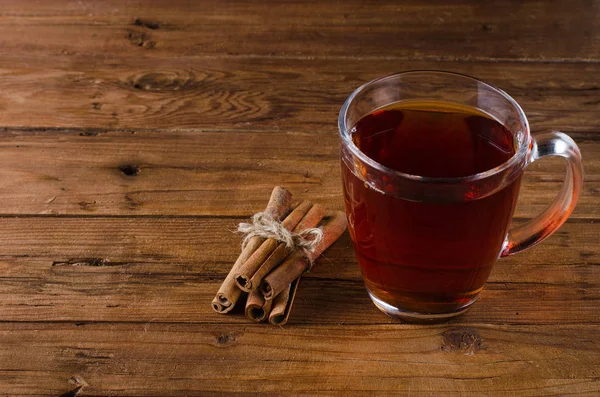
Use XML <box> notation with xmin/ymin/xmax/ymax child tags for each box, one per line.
<box><xmin>338</xmin><ymin>71</ymin><xmax>583</xmax><ymax>322</ymax></box>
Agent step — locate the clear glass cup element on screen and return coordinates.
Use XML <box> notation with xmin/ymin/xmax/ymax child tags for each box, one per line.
<box><xmin>338</xmin><ymin>71</ymin><xmax>583</xmax><ymax>323</ymax></box>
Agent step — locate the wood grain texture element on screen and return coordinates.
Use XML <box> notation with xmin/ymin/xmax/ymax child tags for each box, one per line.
<box><xmin>0</xmin><ymin>217</ymin><xmax>597</xmax><ymax>325</ymax></box>
<box><xmin>0</xmin><ymin>0</ymin><xmax>598</xmax><ymax>61</ymax></box>
<box><xmin>1</xmin><ymin>0</ymin><xmax>599</xmax><ymax>395</ymax></box>
<box><xmin>0</xmin><ymin>130</ymin><xmax>598</xmax><ymax>218</ymax></box>
<box><xmin>0</xmin><ymin>323</ymin><xmax>599</xmax><ymax>396</ymax></box>
<box><xmin>0</xmin><ymin>56</ymin><xmax>598</xmax><ymax>130</ymax></box>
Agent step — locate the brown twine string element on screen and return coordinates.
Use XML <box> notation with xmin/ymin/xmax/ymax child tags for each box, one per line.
<box><xmin>238</xmin><ymin>212</ymin><xmax>324</xmax><ymax>261</ymax></box>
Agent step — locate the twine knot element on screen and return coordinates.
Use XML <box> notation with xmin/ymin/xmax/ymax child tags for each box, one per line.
<box><xmin>237</xmin><ymin>212</ymin><xmax>323</xmax><ymax>260</ymax></box>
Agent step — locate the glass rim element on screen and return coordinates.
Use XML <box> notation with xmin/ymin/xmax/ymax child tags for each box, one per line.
<box><xmin>337</xmin><ymin>70</ymin><xmax>531</xmax><ymax>184</ymax></box>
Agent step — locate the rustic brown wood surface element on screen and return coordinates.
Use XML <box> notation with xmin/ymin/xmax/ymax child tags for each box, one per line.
<box><xmin>0</xmin><ymin>1</ymin><xmax>598</xmax><ymax>396</ymax></box>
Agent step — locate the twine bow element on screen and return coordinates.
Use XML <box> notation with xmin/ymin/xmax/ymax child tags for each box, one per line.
<box><xmin>238</xmin><ymin>212</ymin><xmax>324</xmax><ymax>260</ymax></box>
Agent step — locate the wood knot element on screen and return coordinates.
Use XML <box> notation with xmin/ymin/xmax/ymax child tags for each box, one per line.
<box><xmin>134</xmin><ymin>18</ymin><xmax>160</xmax><ymax>30</ymax></box>
<box><xmin>129</xmin><ymin>71</ymin><xmax>195</xmax><ymax>92</ymax></box>
<box><xmin>119</xmin><ymin>164</ymin><xmax>140</xmax><ymax>176</ymax></box>
<box><xmin>481</xmin><ymin>23</ymin><xmax>495</xmax><ymax>32</ymax></box>
<box><xmin>52</xmin><ymin>258</ymin><xmax>111</xmax><ymax>267</ymax></box>
<box><xmin>58</xmin><ymin>375</ymin><xmax>88</xmax><ymax>397</ymax></box>
<box><xmin>217</xmin><ymin>333</ymin><xmax>236</xmax><ymax>345</ymax></box>
<box><xmin>79</xmin><ymin>131</ymin><xmax>100</xmax><ymax>136</ymax></box>
<box><xmin>441</xmin><ymin>327</ymin><xmax>484</xmax><ymax>354</ymax></box>
<box><xmin>126</xmin><ymin>30</ymin><xmax>156</xmax><ymax>48</ymax></box>
<box><xmin>78</xmin><ymin>200</ymin><xmax>97</xmax><ymax>211</ymax></box>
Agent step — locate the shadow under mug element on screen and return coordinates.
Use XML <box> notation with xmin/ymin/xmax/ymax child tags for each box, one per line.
<box><xmin>338</xmin><ymin>71</ymin><xmax>583</xmax><ymax>323</ymax></box>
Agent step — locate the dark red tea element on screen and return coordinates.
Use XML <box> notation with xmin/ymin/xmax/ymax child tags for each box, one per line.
<box><xmin>342</xmin><ymin>101</ymin><xmax>521</xmax><ymax>315</ymax></box>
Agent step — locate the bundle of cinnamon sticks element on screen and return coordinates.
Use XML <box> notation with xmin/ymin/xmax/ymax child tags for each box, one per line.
<box><xmin>211</xmin><ymin>187</ymin><xmax>347</xmax><ymax>325</ymax></box>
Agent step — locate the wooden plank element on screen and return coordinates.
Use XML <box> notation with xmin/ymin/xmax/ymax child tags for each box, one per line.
<box><xmin>0</xmin><ymin>0</ymin><xmax>598</xmax><ymax>61</ymax></box>
<box><xmin>0</xmin><ymin>322</ymin><xmax>598</xmax><ymax>396</ymax></box>
<box><xmin>0</xmin><ymin>56</ymin><xmax>598</xmax><ymax>131</ymax></box>
<box><xmin>0</xmin><ymin>217</ymin><xmax>597</xmax><ymax>325</ymax></box>
<box><xmin>0</xmin><ymin>2</ymin><xmax>596</xmax><ymax>396</ymax></box>
<box><xmin>0</xmin><ymin>130</ymin><xmax>598</xmax><ymax>218</ymax></box>
<box><xmin>0</xmin><ymin>129</ymin><xmax>339</xmax><ymax>217</ymax></box>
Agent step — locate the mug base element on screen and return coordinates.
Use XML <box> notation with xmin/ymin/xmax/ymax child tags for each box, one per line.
<box><xmin>367</xmin><ymin>288</ymin><xmax>477</xmax><ymax>324</ymax></box>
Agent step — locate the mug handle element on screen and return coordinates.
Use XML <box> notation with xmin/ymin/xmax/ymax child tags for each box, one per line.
<box><xmin>500</xmin><ymin>131</ymin><xmax>584</xmax><ymax>257</ymax></box>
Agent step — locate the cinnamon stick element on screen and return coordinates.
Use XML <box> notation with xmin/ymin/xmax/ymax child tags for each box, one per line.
<box><xmin>246</xmin><ymin>203</ymin><xmax>325</xmax><ymax>291</ymax></box>
<box><xmin>211</xmin><ymin>186</ymin><xmax>292</xmax><ymax>314</ymax></box>
<box><xmin>245</xmin><ymin>289</ymin><xmax>273</xmax><ymax>322</ymax></box>
<box><xmin>234</xmin><ymin>200</ymin><xmax>313</xmax><ymax>292</ymax></box>
<box><xmin>268</xmin><ymin>282</ymin><xmax>294</xmax><ymax>326</ymax></box>
<box><xmin>260</xmin><ymin>211</ymin><xmax>347</xmax><ymax>300</ymax></box>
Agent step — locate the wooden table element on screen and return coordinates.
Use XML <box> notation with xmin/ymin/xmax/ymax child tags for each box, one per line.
<box><xmin>1</xmin><ymin>1</ymin><xmax>599</xmax><ymax>395</ymax></box>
